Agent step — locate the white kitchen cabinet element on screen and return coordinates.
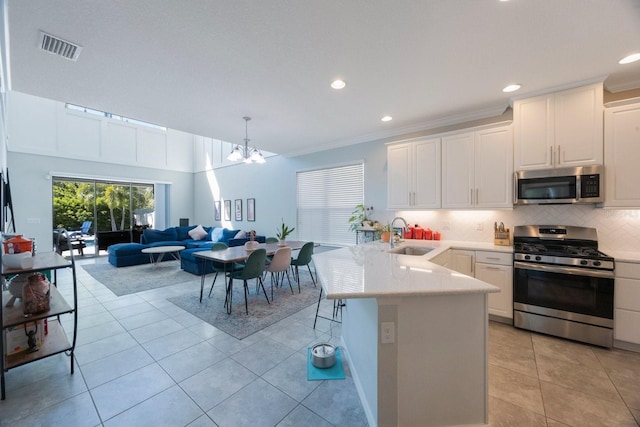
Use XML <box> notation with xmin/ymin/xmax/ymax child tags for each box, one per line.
<box><xmin>614</xmin><ymin>262</ymin><xmax>640</xmax><ymax>346</ymax></box>
<box><xmin>604</xmin><ymin>100</ymin><xmax>640</xmax><ymax>207</ymax></box>
<box><xmin>429</xmin><ymin>250</ymin><xmax>450</xmax><ymax>268</ymax></box>
<box><xmin>514</xmin><ymin>82</ymin><xmax>603</xmax><ymax>171</ymax></box>
<box><xmin>387</xmin><ymin>138</ymin><xmax>441</xmax><ymax>209</ymax></box>
<box><xmin>442</xmin><ymin>125</ymin><xmax>513</xmax><ymax>209</ymax></box>
<box><xmin>449</xmin><ymin>249</ymin><xmax>475</xmax><ymax>276</ymax></box>
<box><xmin>475</xmin><ymin>251</ymin><xmax>513</xmax><ymax>320</ymax></box>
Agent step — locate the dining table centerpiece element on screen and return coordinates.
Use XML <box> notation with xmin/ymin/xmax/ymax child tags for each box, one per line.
<box><xmin>276</xmin><ymin>219</ymin><xmax>295</xmax><ymax>246</ymax></box>
<box><xmin>244</xmin><ymin>230</ymin><xmax>259</xmax><ymax>251</ymax></box>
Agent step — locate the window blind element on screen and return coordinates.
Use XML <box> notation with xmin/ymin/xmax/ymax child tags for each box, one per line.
<box><xmin>296</xmin><ymin>163</ymin><xmax>363</xmax><ymax>246</ymax></box>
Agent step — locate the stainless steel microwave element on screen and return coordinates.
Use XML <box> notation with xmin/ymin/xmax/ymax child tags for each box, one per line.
<box><xmin>514</xmin><ymin>165</ymin><xmax>604</xmax><ymax>205</ymax></box>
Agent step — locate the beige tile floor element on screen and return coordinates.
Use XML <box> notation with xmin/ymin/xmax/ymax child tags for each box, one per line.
<box><xmin>488</xmin><ymin>321</ymin><xmax>640</xmax><ymax>427</ymax></box>
<box><xmin>1</xmin><ymin>256</ymin><xmax>639</xmax><ymax>426</ymax></box>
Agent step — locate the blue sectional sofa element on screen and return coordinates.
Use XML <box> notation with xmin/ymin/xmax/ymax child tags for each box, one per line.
<box><xmin>107</xmin><ymin>225</ymin><xmax>265</xmax><ymax>271</ymax></box>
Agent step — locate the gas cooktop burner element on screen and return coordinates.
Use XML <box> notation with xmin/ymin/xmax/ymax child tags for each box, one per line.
<box><xmin>515</xmin><ymin>243</ymin><xmax>609</xmax><ymax>259</ymax></box>
<box><xmin>513</xmin><ymin>225</ymin><xmax>615</xmax><ymax>270</ymax></box>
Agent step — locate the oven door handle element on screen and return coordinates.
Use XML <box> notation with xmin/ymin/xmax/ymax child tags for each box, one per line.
<box><xmin>514</xmin><ymin>261</ymin><xmax>614</xmax><ymax>279</ymax></box>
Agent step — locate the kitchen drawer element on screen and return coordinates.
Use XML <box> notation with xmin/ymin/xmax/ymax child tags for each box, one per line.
<box><xmin>616</xmin><ymin>262</ymin><xmax>640</xmax><ymax>279</ymax></box>
<box><xmin>615</xmin><ymin>308</ymin><xmax>640</xmax><ymax>344</ymax></box>
<box><xmin>475</xmin><ymin>251</ymin><xmax>511</xmax><ymax>266</ymax></box>
<box><xmin>615</xmin><ymin>278</ymin><xmax>640</xmax><ymax>311</ymax></box>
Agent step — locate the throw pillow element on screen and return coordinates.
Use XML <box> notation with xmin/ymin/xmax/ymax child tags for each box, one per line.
<box><xmin>210</xmin><ymin>227</ymin><xmax>224</xmax><ymax>243</ymax></box>
<box><xmin>188</xmin><ymin>224</ymin><xmax>208</xmax><ymax>240</ymax></box>
<box><xmin>234</xmin><ymin>230</ymin><xmax>247</xmax><ymax>239</ymax></box>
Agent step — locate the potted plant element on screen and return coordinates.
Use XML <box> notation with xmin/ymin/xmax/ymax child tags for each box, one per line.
<box><xmin>380</xmin><ymin>223</ymin><xmax>392</xmax><ymax>243</ymax></box>
<box><xmin>276</xmin><ymin>219</ymin><xmax>295</xmax><ymax>246</ymax></box>
<box><xmin>348</xmin><ymin>204</ymin><xmax>374</xmax><ymax>232</ymax></box>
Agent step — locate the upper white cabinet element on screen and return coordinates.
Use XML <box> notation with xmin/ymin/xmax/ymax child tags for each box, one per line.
<box><xmin>442</xmin><ymin>125</ymin><xmax>513</xmax><ymax>209</ymax></box>
<box><xmin>604</xmin><ymin>100</ymin><xmax>640</xmax><ymax>207</ymax></box>
<box><xmin>387</xmin><ymin>138</ymin><xmax>441</xmax><ymax>209</ymax></box>
<box><xmin>513</xmin><ymin>83</ymin><xmax>603</xmax><ymax>171</ymax></box>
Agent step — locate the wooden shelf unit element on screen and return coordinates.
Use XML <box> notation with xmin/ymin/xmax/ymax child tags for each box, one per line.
<box><xmin>1</xmin><ymin>249</ymin><xmax>78</xmax><ymax>400</ymax></box>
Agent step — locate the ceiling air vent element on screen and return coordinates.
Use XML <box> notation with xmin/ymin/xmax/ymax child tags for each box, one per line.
<box><xmin>38</xmin><ymin>31</ymin><xmax>82</xmax><ymax>61</ymax></box>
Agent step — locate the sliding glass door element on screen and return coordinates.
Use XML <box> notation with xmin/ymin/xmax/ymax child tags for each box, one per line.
<box><xmin>52</xmin><ymin>178</ymin><xmax>154</xmax><ymax>256</ymax></box>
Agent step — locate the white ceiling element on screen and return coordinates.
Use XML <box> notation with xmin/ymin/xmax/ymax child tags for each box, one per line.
<box><xmin>5</xmin><ymin>0</ymin><xmax>640</xmax><ymax>156</ymax></box>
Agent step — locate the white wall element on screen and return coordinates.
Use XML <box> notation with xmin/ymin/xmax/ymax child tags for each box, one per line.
<box><xmin>7</xmin><ymin>152</ymin><xmax>193</xmax><ymax>251</ymax></box>
<box><xmin>193</xmin><ymin>139</ymin><xmax>389</xmax><ymax>242</ymax></box>
<box><xmin>4</xmin><ymin>91</ymin><xmax>195</xmax><ymax>250</ymax></box>
<box><xmin>6</xmin><ymin>91</ymin><xmax>195</xmax><ymax>173</ymax></box>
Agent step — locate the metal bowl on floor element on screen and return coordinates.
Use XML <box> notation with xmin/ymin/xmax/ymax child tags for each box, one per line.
<box><xmin>311</xmin><ymin>343</ymin><xmax>337</xmax><ymax>369</ymax></box>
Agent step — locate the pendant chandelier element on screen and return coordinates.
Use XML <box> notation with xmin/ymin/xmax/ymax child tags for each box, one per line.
<box><xmin>227</xmin><ymin>116</ymin><xmax>266</xmax><ymax>164</ymax></box>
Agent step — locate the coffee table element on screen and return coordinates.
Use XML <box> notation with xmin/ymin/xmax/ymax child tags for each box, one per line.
<box><xmin>141</xmin><ymin>245</ymin><xmax>185</xmax><ymax>267</ymax></box>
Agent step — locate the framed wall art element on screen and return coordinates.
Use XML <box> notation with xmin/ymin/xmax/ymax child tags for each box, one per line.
<box><xmin>224</xmin><ymin>200</ymin><xmax>231</xmax><ymax>221</ymax></box>
<box><xmin>235</xmin><ymin>199</ymin><xmax>242</xmax><ymax>221</ymax></box>
<box><xmin>247</xmin><ymin>198</ymin><xmax>255</xmax><ymax>221</ymax></box>
<box><xmin>214</xmin><ymin>201</ymin><xmax>221</xmax><ymax>221</ymax></box>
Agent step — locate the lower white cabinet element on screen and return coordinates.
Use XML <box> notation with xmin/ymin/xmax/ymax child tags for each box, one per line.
<box><xmin>429</xmin><ymin>250</ymin><xmax>450</xmax><ymax>268</ymax></box>
<box><xmin>449</xmin><ymin>250</ymin><xmax>475</xmax><ymax>276</ymax></box>
<box><xmin>475</xmin><ymin>251</ymin><xmax>513</xmax><ymax>320</ymax></box>
<box><xmin>614</xmin><ymin>262</ymin><xmax>640</xmax><ymax>345</ymax></box>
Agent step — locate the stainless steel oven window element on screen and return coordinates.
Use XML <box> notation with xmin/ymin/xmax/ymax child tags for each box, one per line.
<box><xmin>513</xmin><ymin>263</ymin><xmax>614</xmax><ymax>319</ymax></box>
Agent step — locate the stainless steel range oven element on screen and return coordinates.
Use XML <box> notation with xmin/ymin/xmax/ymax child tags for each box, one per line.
<box><xmin>513</xmin><ymin>225</ymin><xmax>615</xmax><ymax>348</ymax></box>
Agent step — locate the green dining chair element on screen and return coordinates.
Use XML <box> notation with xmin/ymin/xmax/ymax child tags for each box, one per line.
<box><xmin>290</xmin><ymin>241</ymin><xmax>316</xmax><ymax>291</ymax></box>
<box><xmin>226</xmin><ymin>248</ymin><xmax>269</xmax><ymax>314</ymax></box>
<box><xmin>265</xmin><ymin>237</ymin><xmax>279</xmax><ymax>243</ymax></box>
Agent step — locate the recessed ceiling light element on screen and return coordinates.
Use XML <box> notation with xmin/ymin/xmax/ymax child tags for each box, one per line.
<box><xmin>381</xmin><ymin>116</ymin><xmax>393</xmax><ymax>122</ymax></box>
<box><xmin>619</xmin><ymin>53</ymin><xmax>640</xmax><ymax>65</ymax></box>
<box><xmin>502</xmin><ymin>84</ymin><xmax>521</xmax><ymax>93</ymax></box>
<box><xmin>331</xmin><ymin>79</ymin><xmax>346</xmax><ymax>90</ymax></box>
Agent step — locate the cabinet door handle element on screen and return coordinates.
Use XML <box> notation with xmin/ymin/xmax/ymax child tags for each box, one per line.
<box><xmin>470</xmin><ymin>188</ymin><xmax>473</xmax><ymax>204</ymax></box>
<box><xmin>486</xmin><ymin>257</ymin><xmax>501</xmax><ymax>261</ymax></box>
<box><xmin>483</xmin><ymin>266</ymin><xmax>502</xmax><ymax>270</ymax></box>
<box><xmin>557</xmin><ymin>145</ymin><xmax>561</xmax><ymax>165</ymax></box>
<box><xmin>550</xmin><ymin>146</ymin><xmax>554</xmax><ymax>165</ymax></box>
<box><xmin>476</xmin><ymin>188</ymin><xmax>479</xmax><ymax>205</ymax></box>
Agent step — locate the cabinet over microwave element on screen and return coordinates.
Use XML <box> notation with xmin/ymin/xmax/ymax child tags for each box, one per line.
<box><xmin>514</xmin><ymin>165</ymin><xmax>603</xmax><ymax>205</ymax></box>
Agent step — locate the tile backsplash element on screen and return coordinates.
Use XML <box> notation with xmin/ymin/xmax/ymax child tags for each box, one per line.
<box><xmin>397</xmin><ymin>205</ymin><xmax>640</xmax><ymax>252</ymax></box>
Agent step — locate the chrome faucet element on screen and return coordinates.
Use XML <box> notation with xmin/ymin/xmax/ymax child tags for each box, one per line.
<box><xmin>389</xmin><ymin>216</ymin><xmax>408</xmax><ymax>249</ymax></box>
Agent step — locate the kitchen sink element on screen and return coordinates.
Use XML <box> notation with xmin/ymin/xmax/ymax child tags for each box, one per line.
<box><xmin>388</xmin><ymin>246</ymin><xmax>434</xmax><ymax>256</ymax></box>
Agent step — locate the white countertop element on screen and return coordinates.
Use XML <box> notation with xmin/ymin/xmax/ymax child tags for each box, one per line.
<box><xmin>313</xmin><ymin>239</ymin><xmax>503</xmax><ymax>299</ymax></box>
<box><xmin>603</xmin><ymin>250</ymin><xmax>640</xmax><ymax>264</ymax></box>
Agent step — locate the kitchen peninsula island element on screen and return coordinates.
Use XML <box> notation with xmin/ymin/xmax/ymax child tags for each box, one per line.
<box><xmin>313</xmin><ymin>241</ymin><xmax>500</xmax><ymax>427</ymax></box>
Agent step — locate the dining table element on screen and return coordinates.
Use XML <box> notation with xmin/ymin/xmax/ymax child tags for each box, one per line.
<box><xmin>193</xmin><ymin>240</ymin><xmax>308</xmax><ymax>313</ymax></box>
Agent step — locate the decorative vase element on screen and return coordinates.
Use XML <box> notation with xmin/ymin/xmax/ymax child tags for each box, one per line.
<box><xmin>380</xmin><ymin>231</ymin><xmax>390</xmax><ymax>243</ymax></box>
<box><xmin>278</xmin><ymin>239</ymin><xmax>287</xmax><ymax>247</ymax></box>
<box><xmin>22</xmin><ymin>273</ymin><xmax>50</xmax><ymax>315</ymax></box>
<box><xmin>244</xmin><ymin>240</ymin><xmax>259</xmax><ymax>251</ymax></box>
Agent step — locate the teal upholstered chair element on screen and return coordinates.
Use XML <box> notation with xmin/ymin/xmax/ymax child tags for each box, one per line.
<box><xmin>290</xmin><ymin>241</ymin><xmax>316</xmax><ymax>291</ymax></box>
<box><xmin>226</xmin><ymin>248</ymin><xmax>269</xmax><ymax>314</ymax></box>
